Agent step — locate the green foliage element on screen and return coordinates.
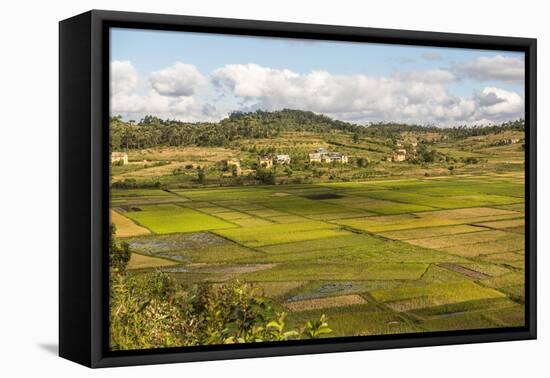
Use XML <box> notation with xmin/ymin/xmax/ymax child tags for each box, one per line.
<box><xmin>302</xmin><ymin>314</ymin><xmax>333</xmax><ymax>338</ymax></box>
<box><xmin>110</xmin><ymin>275</ymin><xmax>332</xmax><ymax>350</ymax></box>
<box><xmin>255</xmin><ymin>167</ymin><xmax>276</xmax><ymax>185</ymax></box>
<box><xmin>109</xmin><ymin>224</ymin><xmax>131</xmax><ymax>273</ymax></box>
<box><xmin>111</xmin><ymin>179</ymin><xmax>161</xmax><ymax>189</ymax></box>
<box><xmin>197</xmin><ymin>167</ymin><xmax>206</xmax><ymax>184</ymax></box>
<box><xmin>110</xmin><ymin>110</ymin><xmax>524</xmax><ymax>152</ymax></box>
<box><xmin>356</xmin><ymin>157</ymin><xmax>369</xmax><ymax>168</ymax></box>
<box><xmin>462</xmin><ymin>156</ymin><xmax>480</xmax><ymax>164</ymax></box>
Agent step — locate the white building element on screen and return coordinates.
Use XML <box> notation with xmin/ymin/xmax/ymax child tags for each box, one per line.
<box><xmin>275</xmin><ymin>154</ymin><xmax>291</xmax><ymax>165</ymax></box>
<box><xmin>308</xmin><ymin>148</ymin><xmax>348</xmax><ymax>164</ymax></box>
<box><xmin>111</xmin><ymin>152</ymin><xmax>128</xmax><ymax>165</ymax></box>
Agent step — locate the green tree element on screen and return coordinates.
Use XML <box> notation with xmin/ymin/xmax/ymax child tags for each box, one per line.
<box><xmin>109</xmin><ymin>224</ymin><xmax>131</xmax><ymax>273</ymax></box>
<box><xmin>197</xmin><ymin>167</ymin><xmax>206</xmax><ymax>184</ymax></box>
<box><xmin>255</xmin><ymin>168</ymin><xmax>275</xmax><ymax>185</ymax></box>
<box><xmin>110</xmin><ymin>276</ymin><xmax>331</xmax><ymax>350</ymax></box>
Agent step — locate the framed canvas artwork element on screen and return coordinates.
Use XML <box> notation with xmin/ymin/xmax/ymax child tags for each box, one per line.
<box><xmin>59</xmin><ymin>10</ymin><xmax>536</xmax><ymax>368</ymax></box>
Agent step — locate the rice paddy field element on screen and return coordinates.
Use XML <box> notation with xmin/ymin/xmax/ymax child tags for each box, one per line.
<box><xmin>110</xmin><ymin>170</ymin><xmax>526</xmax><ymax>337</ymax></box>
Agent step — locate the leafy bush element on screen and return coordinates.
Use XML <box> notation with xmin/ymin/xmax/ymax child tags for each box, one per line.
<box><xmin>110</xmin><ymin>274</ymin><xmax>332</xmax><ymax>350</ymax></box>
<box><xmin>109</xmin><ymin>225</ymin><xmax>331</xmax><ymax>350</ymax></box>
<box><xmin>255</xmin><ymin>168</ymin><xmax>276</xmax><ymax>185</ymax></box>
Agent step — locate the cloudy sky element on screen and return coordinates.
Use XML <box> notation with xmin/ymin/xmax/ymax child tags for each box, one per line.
<box><xmin>110</xmin><ymin>28</ymin><xmax>525</xmax><ymax>127</ymax></box>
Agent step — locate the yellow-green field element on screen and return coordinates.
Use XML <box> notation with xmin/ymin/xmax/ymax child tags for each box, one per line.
<box><xmin>111</xmin><ymin>172</ymin><xmax>526</xmax><ymax>337</ymax></box>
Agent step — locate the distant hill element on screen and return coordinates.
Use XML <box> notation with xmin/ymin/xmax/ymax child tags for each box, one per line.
<box><xmin>110</xmin><ymin>109</ymin><xmax>524</xmax><ymax>150</ymax></box>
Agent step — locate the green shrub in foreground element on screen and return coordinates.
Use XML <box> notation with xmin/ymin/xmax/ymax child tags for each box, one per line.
<box><xmin>110</xmin><ymin>274</ymin><xmax>332</xmax><ymax>350</ymax></box>
<box><xmin>109</xmin><ymin>222</ymin><xmax>331</xmax><ymax>350</ymax></box>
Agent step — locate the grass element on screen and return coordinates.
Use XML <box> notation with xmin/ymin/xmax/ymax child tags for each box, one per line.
<box><xmin>370</xmin><ymin>281</ymin><xmax>506</xmax><ymax>307</ymax></box>
<box><xmin>379</xmin><ymin>224</ymin><xmax>485</xmax><ymax>240</ymax></box>
<box><xmin>243</xmin><ymin>262</ymin><xmax>428</xmax><ymax>281</ymax></box>
<box><xmin>255</xmin><ymin>281</ymin><xmax>306</xmax><ymax>299</ymax></box>
<box><xmin>258</xmin><ymin>234</ymin><xmax>373</xmax><ymax>255</ymax></box>
<box><xmin>336</xmin><ymin>214</ymin><xmax>459</xmax><ymax>233</ymax></box>
<box><xmin>229</xmin><ymin>217</ymin><xmax>274</xmax><ymax>227</ymax></box>
<box><xmin>127</xmin><ymin>253</ymin><xmax>179</xmax><ymax>270</ymax></box>
<box><xmin>419</xmin><ymin>311</ymin><xmax>499</xmax><ymax>331</ymax></box>
<box><xmin>286</xmin><ymin>303</ymin><xmax>420</xmax><ymax>337</ymax></box>
<box><xmin>405</xmin><ymin>230</ymin><xmax>514</xmax><ymax>249</ymax></box>
<box><xmin>483</xmin><ymin>304</ymin><xmax>525</xmax><ymax>327</ymax></box>
<box><xmin>326</xmin><ymin>196</ymin><xmax>436</xmax><ymax>214</ymax></box>
<box><xmin>110</xmin><ymin>210</ymin><xmax>150</xmax><ymax>237</ymax></box>
<box><xmin>286</xmin><ymin>294</ymin><xmax>367</xmax><ymax>312</ymax></box>
<box><xmin>125</xmin><ymin>204</ymin><xmax>236</xmax><ymax>234</ymax></box>
<box><xmin>214</xmin><ymin>221</ymin><xmax>351</xmax><ymax>247</ymax></box>
<box><xmin>440</xmin><ymin>236</ymin><xmax>524</xmax><ymax>257</ymax></box>
<box><xmin>417</xmin><ymin>207</ymin><xmax>519</xmax><ymax>220</ymax></box>
<box><xmin>408</xmin><ymin>297</ymin><xmax>516</xmax><ymax>319</ymax></box>
<box><xmin>480</xmin><ymin>272</ymin><xmax>524</xmax><ymax>289</ymax></box>
<box><xmin>475</xmin><ymin>218</ymin><xmax>524</xmax><ymax>229</ymax></box>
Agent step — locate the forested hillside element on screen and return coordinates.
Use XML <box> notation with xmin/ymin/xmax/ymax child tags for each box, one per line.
<box><xmin>110</xmin><ymin>109</ymin><xmax>525</xmax><ymax>150</ymax></box>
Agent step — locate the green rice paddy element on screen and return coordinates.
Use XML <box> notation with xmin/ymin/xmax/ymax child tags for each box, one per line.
<box><xmin>111</xmin><ymin>173</ymin><xmax>526</xmax><ymax>337</ymax></box>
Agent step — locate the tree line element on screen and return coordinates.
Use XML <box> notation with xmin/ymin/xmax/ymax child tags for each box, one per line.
<box><xmin>110</xmin><ymin>109</ymin><xmax>524</xmax><ymax>150</ymax></box>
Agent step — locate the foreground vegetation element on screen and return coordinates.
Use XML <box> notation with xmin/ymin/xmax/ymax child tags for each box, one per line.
<box><xmin>110</xmin><ymin>226</ymin><xmax>331</xmax><ymax>350</ymax></box>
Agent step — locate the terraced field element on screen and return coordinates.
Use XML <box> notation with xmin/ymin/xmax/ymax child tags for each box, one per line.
<box><xmin>110</xmin><ymin>173</ymin><xmax>525</xmax><ymax>337</ymax></box>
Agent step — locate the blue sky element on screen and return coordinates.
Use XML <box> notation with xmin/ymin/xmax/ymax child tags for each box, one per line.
<box><xmin>110</xmin><ymin>27</ymin><xmax>525</xmax><ymax>126</ymax></box>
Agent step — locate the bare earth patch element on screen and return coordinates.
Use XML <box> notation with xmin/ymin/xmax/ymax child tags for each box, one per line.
<box><xmin>256</xmin><ymin>281</ymin><xmax>305</xmax><ymax>299</ymax></box>
<box><xmin>110</xmin><ymin>209</ymin><xmax>150</xmax><ymax>237</ymax></box>
<box><xmin>127</xmin><ymin>253</ymin><xmax>179</xmax><ymax>270</ymax></box>
<box><xmin>286</xmin><ymin>294</ymin><xmax>367</xmax><ymax>312</ymax></box>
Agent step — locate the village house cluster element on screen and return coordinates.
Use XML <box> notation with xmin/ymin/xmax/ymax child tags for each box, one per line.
<box><xmin>226</xmin><ymin>158</ymin><xmax>242</xmax><ymax>176</ymax></box>
<box><xmin>308</xmin><ymin>148</ymin><xmax>348</xmax><ymax>164</ymax></box>
<box><xmin>111</xmin><ymin>151</ymin><xmax>128</xmax><ymax>165</ymax></box>
<box><xmin>387</xmin><ymin>140</ymin><xmax>418</xmax><ymax>162</ymax></box>
<box><xmin>257</xmin><ymin>154</ymin><xmax>291</xmax><ymax>169</ymax></box>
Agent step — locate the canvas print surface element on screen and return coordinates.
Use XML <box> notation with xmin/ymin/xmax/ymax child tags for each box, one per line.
<box><xmin>108</xmin><ymin>28</ymin><xmax>526</xmax><ymax>351</ymax></box>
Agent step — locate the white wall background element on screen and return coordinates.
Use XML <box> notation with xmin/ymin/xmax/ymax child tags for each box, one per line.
<box><xmin>0</xmin><ymin>0</ymin><xmax>546</xmax><ymax>376</ymax></box>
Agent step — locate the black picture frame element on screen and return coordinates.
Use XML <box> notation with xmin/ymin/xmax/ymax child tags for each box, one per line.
<box><xmin>59</xmin><ymin>9</ymin><xmax>537</xmax><ymax>368</ymax></box>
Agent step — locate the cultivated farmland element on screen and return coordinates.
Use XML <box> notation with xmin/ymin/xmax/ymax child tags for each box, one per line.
<box><xmin>110</xmin><ymin>113</ymin><xmax>525</xmax><ymax>340</ymax></box>
<box><xmin>112</xmin><ymin>173</ymin><xmax>525</xmax><ymax>337</ymax></box>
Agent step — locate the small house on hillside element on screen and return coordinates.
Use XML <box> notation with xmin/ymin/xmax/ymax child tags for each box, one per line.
<box><xmin>226</xmin><ymin>159</ymin><xmax>242</xmax><ymax>176</ymax></box>
<box><xmin>392</xmin><ymin>149</ymin><xmax>407</xmax><ymax>162</ymax></box>
<box><xmin>111</xmin><ymin>152</ymin><xmax>128</xmax><ymax>165</ymax></box>
<box><xmin>275</xmin><ymin>154</ymin><xmax>291</xmax><ymax>165</ymax></box>
<box><xmin>258</xmin><ymin>156</ymin><xmax>273</xmax><ymax>169</ymax></box>
<box><xmin>308</xmin><ymin>148</ymin><xmax>348</xmax><ymax>164</ymax></box>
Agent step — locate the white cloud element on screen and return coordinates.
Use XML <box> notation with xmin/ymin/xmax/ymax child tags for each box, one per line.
<box><xmin>110</xmin><ymin>61</ymin><xmax>138</xmax><ymax>96</ymax></box>
<box><xmin>456</xmin><ymin>55</ymin><xmax>525</xmax><ymax>83</ymax></box>
<box><xmin>110</xmin><ymin>61</ymin><xmax>524</xmax><ymax>126</ymax></box>
<box><xmin>110</xmin><ymin>61</ymin><xmax>222</xmax><ymax>122</ymax></box>
<box><xmin>150</xmin><ymin>62</ymin><xmax>206</xmax><ymax>97</ymax></box>
<box><xmin>394</xmin><ymin>69</ymin><xmax>456</xmax><ymax>83</ymax></box>
<box><xmin>473</xmin><ymin>87</ymin><xmax>524</xmax><ymax>120</ymax></box>
<box><xmin>212</xmin><ymin>63</ymin><xmax>522</xmax><ymax>125</ymax></box>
